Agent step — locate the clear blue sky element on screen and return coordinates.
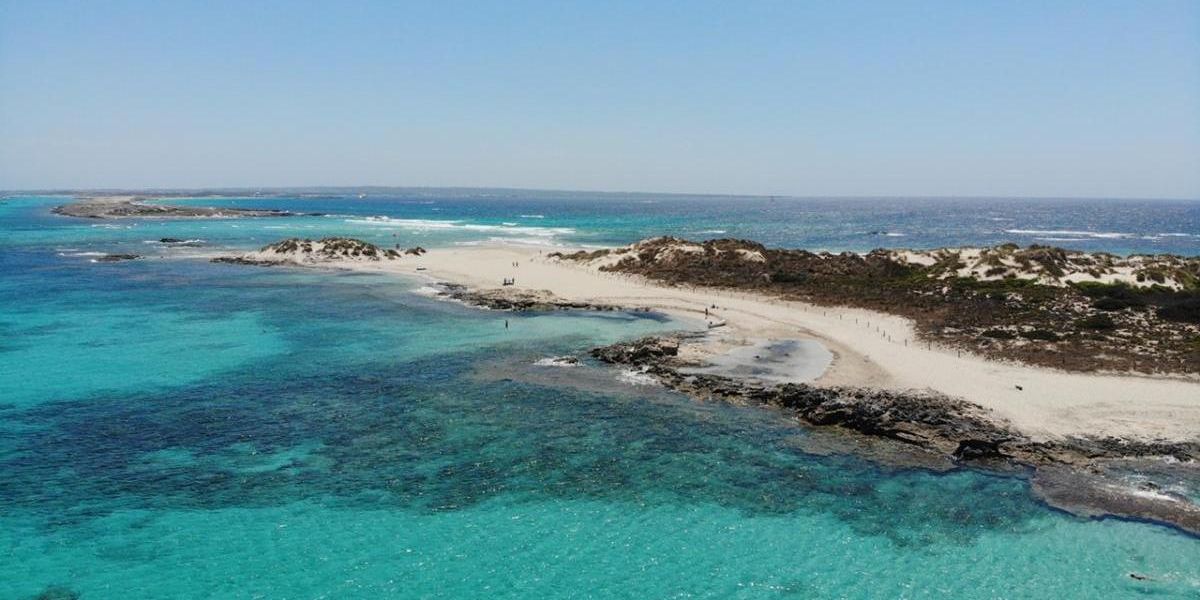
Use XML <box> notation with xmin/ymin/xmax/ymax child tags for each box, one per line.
<box><xmin>1</xmin><ymin>1</ymin><xmax>1197</xmax><ymax>198</ymax></box>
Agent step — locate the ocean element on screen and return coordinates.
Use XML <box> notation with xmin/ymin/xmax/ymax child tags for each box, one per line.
<box><xmin>1</xmin><ymin>192</ymin><xmax>1198</xmax><ymax>598</ymax></box>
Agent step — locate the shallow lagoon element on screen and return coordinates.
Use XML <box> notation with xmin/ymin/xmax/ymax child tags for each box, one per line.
<box><xmin>2</xmin><ymin>194</ymin><xmax>1198</xmax><ymax>598</ymax></box>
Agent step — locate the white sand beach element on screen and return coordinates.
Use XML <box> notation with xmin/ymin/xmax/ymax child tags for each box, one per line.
<box><xmin>373</xmin><ymin>244</ymin><xmax>1200</xmax><ymax>444</ymax></box>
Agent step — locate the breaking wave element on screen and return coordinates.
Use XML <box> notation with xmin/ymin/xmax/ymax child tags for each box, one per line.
<box><xmin>345</xmin><ymin>216</ymin><xmax>574</xmax><ymax>237</ymax></box>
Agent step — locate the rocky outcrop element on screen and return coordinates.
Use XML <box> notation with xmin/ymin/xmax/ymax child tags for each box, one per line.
<box><xmin>92</xmin><ymin>253</ymin><xmax>141</xmax><ymax>262</ymax></box>
<box><xmin>594</xmin><ymin>336</ymin><xmax>1012</xmax><ymax>456</ymax></box>
<box><xmin>589</xmin><ymin>336</ymin><xmax>679</xmax><ymax>364</ymax></box>
<box><xmin>212</xmin><ymin>238</ymin><xmax>402</xmax><ymax>266</ymax></box>
<box><xmin>589</xmin><ymin>334</ymin><xmax>1200</xmax><ymax>535</ymax></box>
<box><xmin>158</xmin><ymin>237</ymin><xmax>205</xmax><ymax>246</ymax></box>
<box><xmin>436</xmin><ymin>283</ymin><xmax>626</xmax><ymax>312</ymax></box>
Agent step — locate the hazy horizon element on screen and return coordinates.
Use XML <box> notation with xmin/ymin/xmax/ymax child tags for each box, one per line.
<box><xmin>2</xmin><ymin>1</ymin><xmax>1198</xmax><ymax>198</ymax></box>
<box><xmin>4</xmin><ymin>184</ymin><xmax>1199</xmax><ymax>202</ymax></box>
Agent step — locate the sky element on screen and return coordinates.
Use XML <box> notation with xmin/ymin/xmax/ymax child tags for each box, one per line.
<box><xmin>1</xmin><ymin>1</ymin><xmax>1198</xmax><ymax>198</ymax></box>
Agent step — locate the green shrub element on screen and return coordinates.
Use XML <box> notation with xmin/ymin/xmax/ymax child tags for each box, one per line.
<box><xmin>1021</xmin><ymin>329</ymin><xmax>1061</xmax><ymax>342</ymax></box>
<box><xmin>1077</xmin><ymin>314</ymin><xmax>1116</xmax><ymax>330</ymax></box>
<box><xmin>981</xmin><ymin>329</ymin><xmax>1016</xmax><ymax>339</ymax></box>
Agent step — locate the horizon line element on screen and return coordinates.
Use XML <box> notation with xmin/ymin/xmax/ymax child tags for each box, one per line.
<box><xmin>3</xmin><ymin>184</ymin><xmax>1198</xmax><ymax>203</ymax></box>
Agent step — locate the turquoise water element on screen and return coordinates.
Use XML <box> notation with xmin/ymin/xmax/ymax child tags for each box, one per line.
<box><xmin>2</xmin><ymin>193</ymin><xmax>1199</xmax><ymax>598</ymax></box>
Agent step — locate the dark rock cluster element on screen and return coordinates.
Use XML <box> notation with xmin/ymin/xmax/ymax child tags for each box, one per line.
<box><xmin>588</xmin><ymin>334</ymin><xmax>1200</xmax><ymax>535</ymax></box>
<box><xmin>591</xmin><ymin>336</ymin><xmax>1010</xmax><ymax>458</ymax></box>
<box><xmin>31</xmin><ymin>586</ymin><xmax>80</xmax><ymax>600</ymax></box>
<box><xmin>92</xmin><ymin>254</ymin><xmax>140</xmax><ymax>262</ymax></box>
<box><xmin>437</xmin><ymin>283</ymin><xmax>626</xmax><ymax>312</ymax></box>
<box><xmin>211</xmin><ymin>237</ymin><xmax>412</xmax><ymax>265</ymax></box>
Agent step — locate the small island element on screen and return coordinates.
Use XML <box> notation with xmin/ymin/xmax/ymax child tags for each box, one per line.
<box><xmin>52</xmin><ymin>195</ymin><xmax>308</xmax><ymax>219</ymax></box>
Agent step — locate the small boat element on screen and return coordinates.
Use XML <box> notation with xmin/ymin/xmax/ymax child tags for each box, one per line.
<box><xmin>707</xmin><ymin>320</ymin><xmax>727</xmax><ymax>329</ymax></box>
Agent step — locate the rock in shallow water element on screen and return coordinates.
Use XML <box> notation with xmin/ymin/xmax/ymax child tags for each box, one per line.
<box><xmin>93</xmin><ymin>253</ymin><xmax>140</xmax><ymax>262</ymax></box>
<box><xmin>31</xmin><ymin>586</ymin><xmax>80</xmax><ymax>600</ymax></box>
<box><xmin>587</xmin><ymin>334</ymin><xmax>1200</xmax><ymax>535</ymax></box>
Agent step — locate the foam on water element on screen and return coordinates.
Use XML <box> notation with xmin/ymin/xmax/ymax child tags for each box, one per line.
<box><xmin>344</xmin><ymin>216</ymin><xmax>576</xmax><ymax>238</ymax></box>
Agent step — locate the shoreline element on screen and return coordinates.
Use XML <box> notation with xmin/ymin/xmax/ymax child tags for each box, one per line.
<box><xmin>208</xmin><ymin>238</ymin><xmax>1200</xmax><ymax>533</ymax></box>
<box><xmin>389</xmin><ymin>244</ymin><xmax>1200</xmax><ymax>444</ymax></box>
<box><xmin>214</xmin><ymin>239</ymin><xmax>1200</xmax><ymax>443</ymax></box>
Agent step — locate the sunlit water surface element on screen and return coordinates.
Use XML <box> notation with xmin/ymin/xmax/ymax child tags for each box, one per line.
<box><xmin>1</xmin><ymin>194</ymin><xmax>1198</xmax><ymax>598</ymax></box>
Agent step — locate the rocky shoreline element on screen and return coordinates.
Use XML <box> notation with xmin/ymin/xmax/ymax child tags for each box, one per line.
<box><xmin>587</xmin><ymin>334</ymin><xmax>1200</xmax><ymax>535</ymax></box>
<box><xmin>434</xmin><ymin>282</ymin><xmax>629</xmax><ymax>312</ymax></box>
<box><xmin>209</xmin><ymin>239</ymin><xmax>1200</xmax><ymax>535</ymax></box>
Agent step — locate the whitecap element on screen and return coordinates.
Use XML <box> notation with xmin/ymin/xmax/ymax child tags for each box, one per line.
<box><xmin>519</xmin><ymin>214</ymin><xmax>546</xmax><ymax>219</ymax></box>
<box><xmin>411</xmin><ymin>285</ymin><xmax>442</xmax><ymax>296</ymax></box>
<box><xmin>534</xmin><ymin>357</ymin><xmax>580</xmax><ymax>367</ymax></box>
<box><xmin>695</xmin><ymin>229</ymin><xmax>727</xmax><ymax>234</ymax></box>
<box><xmin>1006</xmin><ymin>229</ymin><xmax>1131</xmax><ymax>239</ymax></box>
<box><xmin>1125</xmin><ymin>488</ymin><xmax>1184</xmax><ymax>503</ymax></box>
<box><xmin>345</xmin><ymin>216</ymin><xmax>575</xmax><ymax>237</ymax></box>
<box><xmin>617</xmin><ymin>369</ymin><xmax>660</xmax><ymax>386</ymax></box>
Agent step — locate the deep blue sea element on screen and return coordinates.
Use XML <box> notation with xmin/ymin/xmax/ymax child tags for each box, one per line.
<box><xmin>2</xmin><ymin>192</ymin><xmax>1199</xmax><ymax>598</ymax></box>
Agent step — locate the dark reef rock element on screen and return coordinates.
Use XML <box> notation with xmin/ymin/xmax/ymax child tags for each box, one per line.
<box><xmin>211</xmin><ymin>256</ymin><xmax>266</xmax><ymax>266</ymax></box>
<box><xmin>587</xmin><ymin>334</ymin><xmax>1200</xmax><ymax>535</ymax></box>
<box><xmin>93</xmin><ymin>253</ymin><xmax>140</xmax><ymax>262</ymax></box>
<box><xmin>31</xmin><ymin>586</ymin><xmax>81</xmax><ymax>600</ymax></box>
<box><xmin>159</xmin><ymin>234</ymin><xmax>206</xmax><ymax>243</ymax></box>
<box><xmin>590</xmin><ymin>336</ymin><xmax>679</xmax><ymax>365</ymax></box>
<box><xmin>211</xmin><ymin>237</ymin><xmax>400</xmax><ymax>266</ymax></box>
<box><xmin>952</xmin><ymin>439</ymin><xmax>1010</xmax><ymax>462</ymax></box>
<box><xmin>1033</xmin><ymin>466</ymin><xmax>1200</xmax><ymax>536</ymax></box>
<box><xmin>437</xmin><ymin>283</ymin><xmax>625</xmax><ymax>312</ymax></box>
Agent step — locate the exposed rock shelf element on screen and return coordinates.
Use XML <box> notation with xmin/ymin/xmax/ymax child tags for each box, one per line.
<box><xmin>435</xmin><ymin>282</ymin><xmax>626</xmax><ymax>312</ymax></box>
<box><xmin>589</xmin><ymin>334</ymin><xmax>1200</xmax><ymax>535</ymax></box>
